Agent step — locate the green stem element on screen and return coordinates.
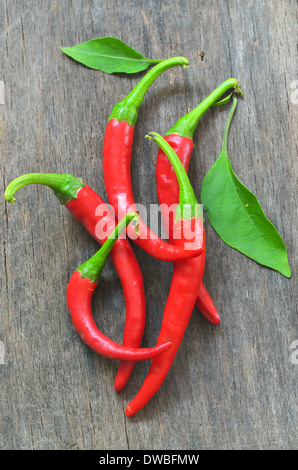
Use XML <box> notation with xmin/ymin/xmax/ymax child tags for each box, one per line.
<box><xmin>148</xmin><ymin>59</ymin><xmax>164</xmax><ymax>65</ymax></box>
<box><xmin>5</xmin><ymin>173</ymin><xmax>85</xmax><ymax>205</ymax></box>
<box><xmin>78</xmin><ymin>212</ymin><xmax>139</xmax><ymax>282</ymax></box>
<box><xmin>222</xmin><ymin>96</ymin><xmax>238</xmax><ymax>155</ymax></box>
<box><xmin>146</xmin><ymin>132</ymin><xmax>201</xmax><ymax>221</ymax></box>
<box><xmin>166</xmin><ymin>78</ymin><xmax>243</xmax><ymax>139</ymax></box>
<box><xmin>109</xmin><ymin>56</ymin><xmax>189</xmax><ymax>126</ymax></box>
<box><xmin>211</xmin><ymin>92</ymin><xmax>234</xmax><ymax>107</ymax></box>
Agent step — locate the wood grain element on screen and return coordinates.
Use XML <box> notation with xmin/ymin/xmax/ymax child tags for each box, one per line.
<box><xmin>0</xmin><ymin>0</ymin><xmax>297</xmax><ymax>450</ymax></box>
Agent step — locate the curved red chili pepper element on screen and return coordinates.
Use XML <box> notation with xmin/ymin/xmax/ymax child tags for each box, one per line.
<box><xmin>195</xmin><ymin>282</ymin><xmax>219</xmax><ymax>325</ymax></box>
<box><xmin>66</xmin><ymin>212</ymin><xmax>172</xmax><ymax>361</ymax></box>
<box><xmin>66</xmin><ymin>186</ymin><xmax>147</xmax><ymax>386</ymax></box>
<box><xmin>156</xmin><ymin>79</ymin><xmax>242</xmax><ymax>324</ymax></box>
<box><xmin>157</xmin><ymin>133</ymin><xmax>220</xmax><ymax>325</ymax></box>
<box><xmin>126</xmin><ymin>220</ymin><xmax>206</xmax><ymax>415</ymax></box>
<box><xmin>102</xmin><ymin>57</ymin><xmax>204</xmax><ymax>261</ymax></box>
<box><xmin>5</xmin><ymin>175</ymin><xmax>158</xmax><ymax>368</ymax></box>
<box><xmin>125</xmin><ymin>133</ymin><xmax>205</xmax><ymax>416</ymax></box>
<box><xmin>66</xmin><ymin>184</ymin><xmax>147</xmax><ymax>389</ymax></box>
<box><xmin>66</xmin><ymin>272</ymin><xmax>165</xmax><ymax>361</ymax></box>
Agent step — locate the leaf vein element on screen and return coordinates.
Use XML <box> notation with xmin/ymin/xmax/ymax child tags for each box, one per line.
<box><xmin>223</xmin><ymin>154</ymin><xmax>286</xmax><ymax>269</ymax></box>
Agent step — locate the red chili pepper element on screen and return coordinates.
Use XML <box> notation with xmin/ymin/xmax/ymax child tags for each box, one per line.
<box><xmin>194</xmin><ymin>282</ymin><xmax>219</xmax><ymax>324</ymax></box>
<box><xmin>102</xmin><ymin>57</ymin><xmax>203</xmax><ymax>261</ymax></box>
<box><xmin>156</xmin><ymin>79</ymin><xmax>242</xmax><ymax>324</ymax></box>
<box><xmin>5</xmin><ymin>175</ymin><xmax>166</xmax><ymax>365</ymax></box>
<box><xmin>66</xmin><ymin>212</ymin><xmax>171</xmax><ymax>361</ymax></box>
<box><xmin>125</xmin><ymin>132</ymin><xmax>205</xmax><ymax>416</ymax></box>
<box><xmin>66</xmin><ymin>185</ymin><xmax>147</xmax><ymax>390</ymax></box>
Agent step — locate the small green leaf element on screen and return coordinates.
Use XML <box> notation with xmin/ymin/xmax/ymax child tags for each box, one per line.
<box><xmin>201</xmin><ymin>97</ymin><xmax>291</xmax><ymax>278</ymax></box>
<box><xmin>61</xmin><ymin>37</ymin><xmax>162</xmax><ymax>74</ymax></box>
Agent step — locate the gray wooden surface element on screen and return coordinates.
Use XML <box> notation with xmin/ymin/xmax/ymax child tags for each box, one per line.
<box><xmin>0</xmin><ymin>0</ymin><xmax>297</xmax><ymax>450</ymax></box>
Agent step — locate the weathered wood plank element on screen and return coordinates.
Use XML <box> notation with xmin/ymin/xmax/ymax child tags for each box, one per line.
<box><xmin>0</xmin><ymin>0</ymin><xmax>297</xmax><ymax>450</ymax></box>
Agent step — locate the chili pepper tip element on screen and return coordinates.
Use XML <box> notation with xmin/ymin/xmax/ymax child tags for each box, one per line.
<box><xmin>4</xmin><ymin>191</ymin><xmax>16</xmax><ymax>204</ymax></box>
<box><xmin>126</xmin><ymin>211</ymin><xmax>140</xmax><ymax>235</ymax></box>
<box><xmin>233</xmin><ymin>81</ymin><xmax>243</xmax><ymax>97</ymax></box>
<box><xmin>145</xmin><ymin>132</ymin><xmax>156</xmax><ymax>141</ymax></box>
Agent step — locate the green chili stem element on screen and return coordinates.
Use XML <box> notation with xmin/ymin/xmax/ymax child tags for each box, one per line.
<box><xmin>146</xmin><ymin>132</ymin><xmax>201</xmax><ymax>221</ymax></box>
<box><xmin>78</xmin><ymin>212</ymin><xmax>139</xmax><ymax>283</ymax></box>
<box><xmin>166</xmin><ymin>78</ymin><xmax>243</xmax><ymax>139</ymax></box>
<box><xmin>109</xmin><ymin>57</ymin><xmax>189</xmax><ymax>126</ymax></box>
<box><xmin>211</xmin><ymin>92</ymin><xmax>234</xmax><ymax>107</ymax></box>
<box><xmin>5</xmin><ymin>173</ymin><xmax>85</xmax><ymax>205</ymax></box>
<box><xmin>147</xmin><ymin>59</ymin><xmax>164</xmax><ymax>65</ymax></box>
<box><xmin>222</xmin><ymin>96</ymin><xmax>238</xmax><ymax>155</ymax></box>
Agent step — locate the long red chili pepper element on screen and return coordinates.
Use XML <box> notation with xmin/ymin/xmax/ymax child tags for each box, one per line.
<box><xmin>66</xmin><ymin>212</ymin><xmax>171</xmax><ymax>361</ymax></box>
<box><xmin>156</xmin><ymin>79</ymin><xmax>242</xmax><ymax>324</ymax></box>
<box><xmin>125</xmin><ymin>132</ymin><xmax>206</xmax><ymax>416</ymax></box>
<box><xmin>102</xmin><ymin>56</ymin><xmax>203</xmax><ymax>262</ymax></box>
<box><xmin>5</xmin><ymin>175</ymin><xmax>168</xmax><ymax>363</ymax></box>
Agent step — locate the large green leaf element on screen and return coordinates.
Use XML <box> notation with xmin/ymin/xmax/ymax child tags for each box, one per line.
<box><xmin>61</xmin><ymin>37</ymin><xmax>162</xmax><ymax>74</ymax></box>
<box><xmin>201</xmin><ymin>97</ymin><xmax>291</xmax><ymax>278</ymax></box>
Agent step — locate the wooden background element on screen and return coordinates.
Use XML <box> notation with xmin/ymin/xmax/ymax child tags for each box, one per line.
<box><xmin>0</xmin><ymin>0</ymin><xmax>297</xmax><ymax>450</ymax></box>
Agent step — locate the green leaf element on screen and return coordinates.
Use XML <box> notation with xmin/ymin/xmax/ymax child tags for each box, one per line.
<box><xmin>61</xmin><ymin>37</ymin><xmax>162</xmax><ymax>74</ymax></box>
<box><xmin>201</xmin><ymin>97</ymin><xmax>291</xmax><ymax>278</ymax></box>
